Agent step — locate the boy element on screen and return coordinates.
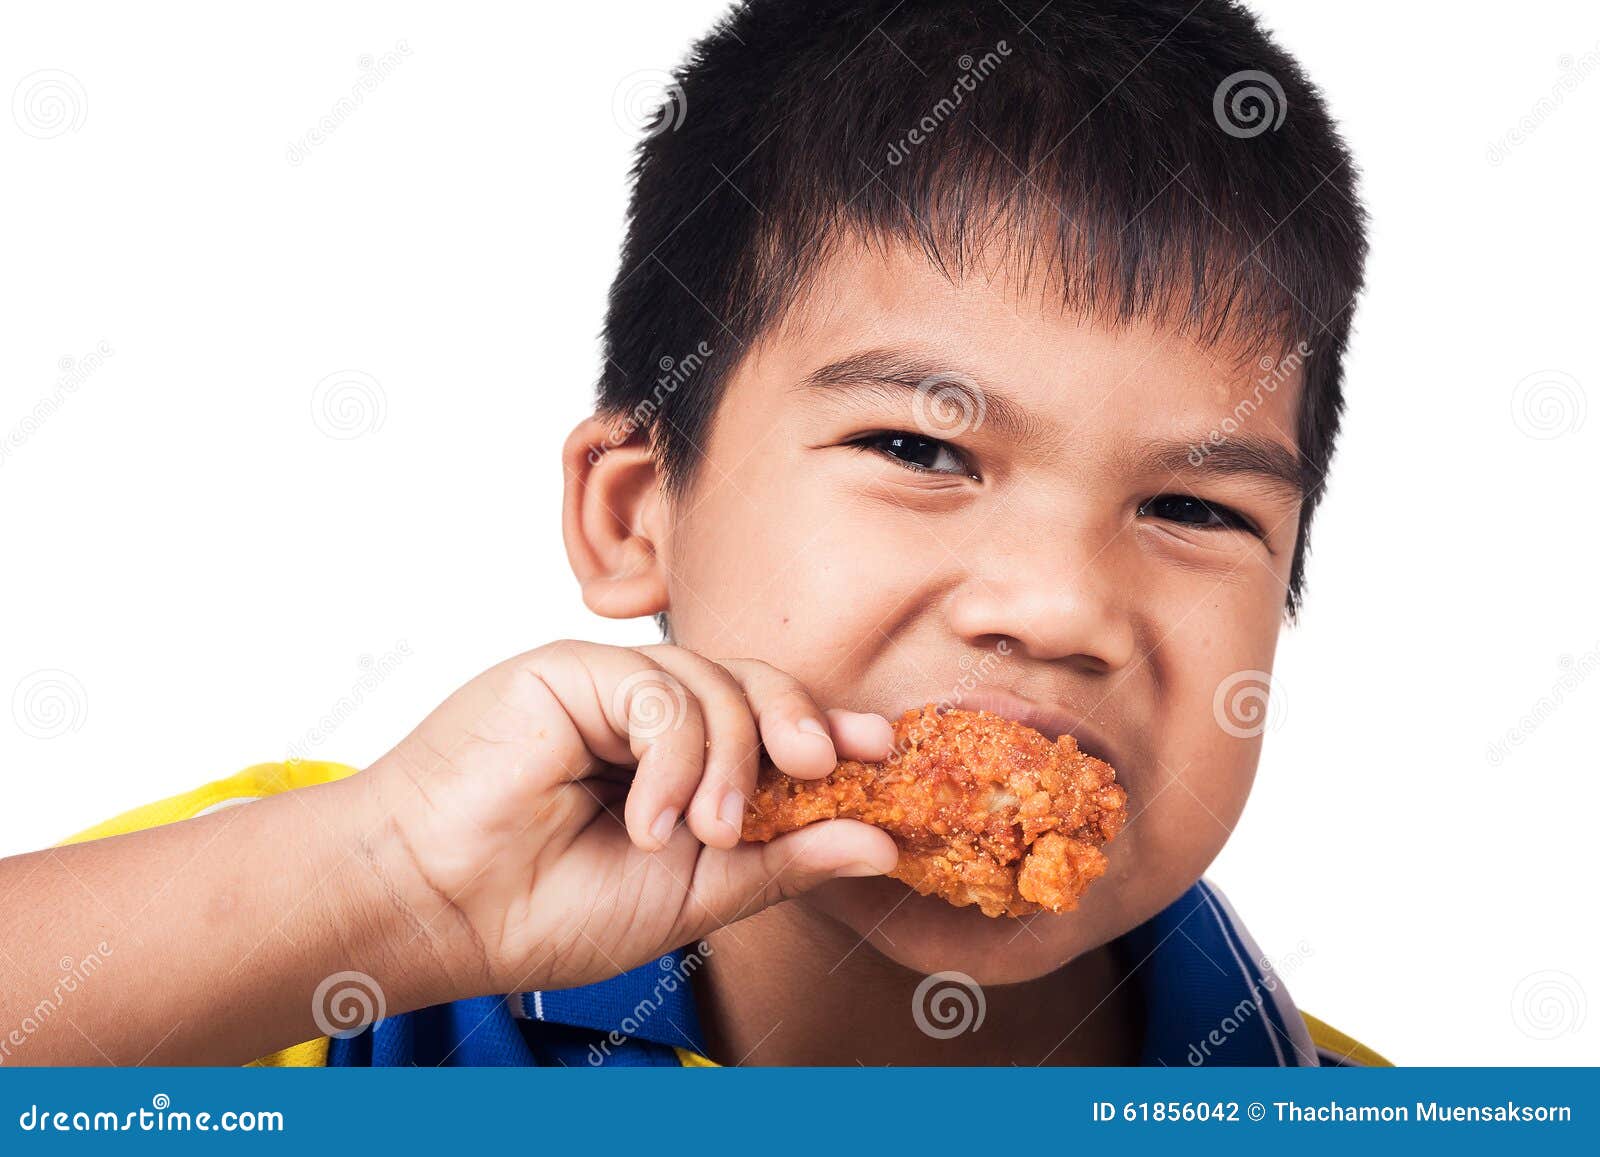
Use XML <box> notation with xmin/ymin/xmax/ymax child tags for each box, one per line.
<box><xmin>0</xmin><ymin>0</ymin><xmax>1382</xmax><ymax>1067</ymax></box>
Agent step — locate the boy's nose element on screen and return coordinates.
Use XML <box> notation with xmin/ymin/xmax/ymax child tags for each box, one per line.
<box><xmin>944</xmin><ymin>555</ymin><xmax>1137</xmax><ymax>673</ymax></box>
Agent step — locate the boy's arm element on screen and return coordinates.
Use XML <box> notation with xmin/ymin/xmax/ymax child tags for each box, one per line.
<box><xmin>0</xmin><ymin>774</ymin><xmax>452</xmax><ymax>1066</ymax></box>
<box><xmin>0</xmin><ymin>641</ymin><xmax>895</xmax><ymax>1066</ymax></box>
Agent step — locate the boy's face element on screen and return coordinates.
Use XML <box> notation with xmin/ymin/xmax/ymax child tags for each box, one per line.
<box><xmin>648</xmin><ymin>238</ymin><xmax>1305</xmax><ymax>983</ymax></box>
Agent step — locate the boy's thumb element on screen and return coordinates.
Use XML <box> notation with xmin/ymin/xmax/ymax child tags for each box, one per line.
<box><xmin>679</xmin><ymin>820</ymin><xmax>899</xmax><ymax>937</ymax></box>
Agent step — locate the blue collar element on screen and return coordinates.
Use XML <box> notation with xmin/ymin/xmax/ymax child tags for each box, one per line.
<box><xmin>1118</xmin><ymin>878</ymin><xmax>1317</xmax><ymax>1066</ymax></box>
<box><xmin>328</xmin><ymin>878</ymin><xmax>1316</xmax><ymax>1067</ymax></box>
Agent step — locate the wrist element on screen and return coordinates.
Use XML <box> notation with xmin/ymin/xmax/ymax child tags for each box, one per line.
<box><xmin>328</xmin><ymin>765</ymin><xmax>495</xmax><ymax>1011</ymax></box>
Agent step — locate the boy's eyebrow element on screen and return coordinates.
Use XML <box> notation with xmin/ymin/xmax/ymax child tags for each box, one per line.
<box><xmin>1130</xmin><ymin>435</ymin><xmax>1309</xmax><ymax>500</ymax></box>
<box><xmin>798</xmin><ymin>347</ymin><xmax>1307</xmax><ymax>497</ymax></box>
<box><xmin>795</xmin><ymin>347</ymin><xmax>1040</xmax><ymax>442</ymax></box>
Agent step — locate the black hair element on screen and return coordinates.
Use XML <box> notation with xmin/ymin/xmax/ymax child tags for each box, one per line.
<box><xmin>597</xmin><ymin>0</ymin><xmax>1367</xmax><ymax>616</ymax></box>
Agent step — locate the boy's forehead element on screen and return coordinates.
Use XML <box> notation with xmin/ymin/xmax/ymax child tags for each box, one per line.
<box><xmin>749</xmin><ymin>236</ymin><xmax>1304</xmax><ymax>448</ymax></box>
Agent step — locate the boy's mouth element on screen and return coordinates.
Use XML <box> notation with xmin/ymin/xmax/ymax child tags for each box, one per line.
<box><xmin>744</xmin><ymin>703</ymin><xmax>1128</xmax><ymax>917</ymax></box>
<box><xmin>925</xmin><ymin>686</ymin><xmax>1120</xmax><ymax>772</ymax></box>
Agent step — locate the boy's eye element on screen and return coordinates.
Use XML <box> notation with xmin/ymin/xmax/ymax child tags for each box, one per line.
<box><xmin>1139</xmin><ymin>493</ymin><xmax>1259</xmax><ymax>535</ymax></box>
<box><xmin>850</xmin><ymin>431</ymin><xmax>973</xmax><ymax>477</ymax></box>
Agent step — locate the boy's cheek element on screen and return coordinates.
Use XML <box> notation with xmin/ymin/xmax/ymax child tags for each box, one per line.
<box><xmin>1140</xmin><ymin>758</ymin><xmax>1256</xmax><ymax>870</ymax></box>
<box><xmin>668</xmin><ymin>495</ymin><xmax>934</xmax><ymax>670</ymax></box>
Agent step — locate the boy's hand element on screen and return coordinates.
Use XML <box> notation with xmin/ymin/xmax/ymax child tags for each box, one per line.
<box><xmin>360</xmin><ymin>642</ymin><xmax>899</xmax><ymax>1001</ymax></box>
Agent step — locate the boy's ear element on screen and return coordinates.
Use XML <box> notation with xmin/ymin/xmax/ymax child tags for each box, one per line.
<box><xmin>561</xmin><ymin>417</ymin><xmax>670</xmax><ymax>620</ymax></box>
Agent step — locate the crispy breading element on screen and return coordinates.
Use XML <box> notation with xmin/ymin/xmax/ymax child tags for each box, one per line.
<box><xmin>741</xmin><ymin>705</ymin><xmax>1127</xmax><ymax>917</ymax></box>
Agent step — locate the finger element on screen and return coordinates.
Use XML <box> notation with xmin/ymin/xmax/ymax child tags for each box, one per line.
<box><xmin>675</xmin><ymin>820</ymin><xmax>899</xmax><ymax>939</ymax></box>
<box><xmin>638</xmin><ymin>646</ymin><xmax>762</xmax><ymax>851</ymax></box>
<box><xmin>715</xmin><ymin>658</ymin><xmax>837</xmax><ymax>779</ymax></box>
<box><xmin>607</xmin><ymin>661</ymin><xmax>708</xmax><ymax>853</ymax></box>
<box><xmin>824</xmin><ymin>707</ymin><xmax>895</xmax><ymax>762</ymax></box>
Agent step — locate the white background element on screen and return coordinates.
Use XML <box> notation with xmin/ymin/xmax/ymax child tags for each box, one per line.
<box><xmin>3</xmin><ymin>1</ymin><xmax>1596</xmax><ymax>1065</ymax></box>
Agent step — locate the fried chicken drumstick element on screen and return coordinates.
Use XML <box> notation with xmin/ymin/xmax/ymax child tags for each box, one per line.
<box><xmin>741</xmin><ymin>705</ymin><xmax>1128</xmax><ymax>918</ymax></box>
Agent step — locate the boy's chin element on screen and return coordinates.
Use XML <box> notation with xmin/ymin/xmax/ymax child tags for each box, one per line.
<box><xmin>803</xmin><ymin>875</ymin><xmax>1135</xmax><ymax>987</ymax></box>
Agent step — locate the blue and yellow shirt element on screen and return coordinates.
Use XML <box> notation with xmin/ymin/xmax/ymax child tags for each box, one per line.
<box><xmin>62</xmin><ymin>759</ymin><xmax>1389</xmax><ymax>1069</ymax></box>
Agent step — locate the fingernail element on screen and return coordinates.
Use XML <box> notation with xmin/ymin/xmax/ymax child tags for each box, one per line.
<box><xmin>869</xmin><ymin>717</ymin><xmax>895</xmax><ymax>752</ymax></box>
<box><xmin>835</xmin><ymin>860</ymin><xmax>888</xmax><ymax>877</ymax></box>
<box><xmin>718</xmin><ymin>790</ymin><xmax>745</xmax><ymax>834</ymax></box>
<box><xmin>650</xmin><ymin>808</ymin><xmax>677</xmax><ymax>847</ymax></box>
<box><xmin>796</xmin><ymin>717</ymin><xmax>829</xmax><ymax>737</ymax></box>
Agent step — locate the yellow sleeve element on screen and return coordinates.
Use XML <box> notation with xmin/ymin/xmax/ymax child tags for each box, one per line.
<box><xmin>58</xmin><ymin>759</ymin><xmax>361</xmax><ymax>845</ymax></box>
<box><xmin>56</xmin><ymin>758</ymin><xmax>362</xmax><ymax>1067</ymax></box>
<box><xmin>1302</xmin><ymin>1011</ymin><xmax>1393</xmax><ymax>1067</ymax></box>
